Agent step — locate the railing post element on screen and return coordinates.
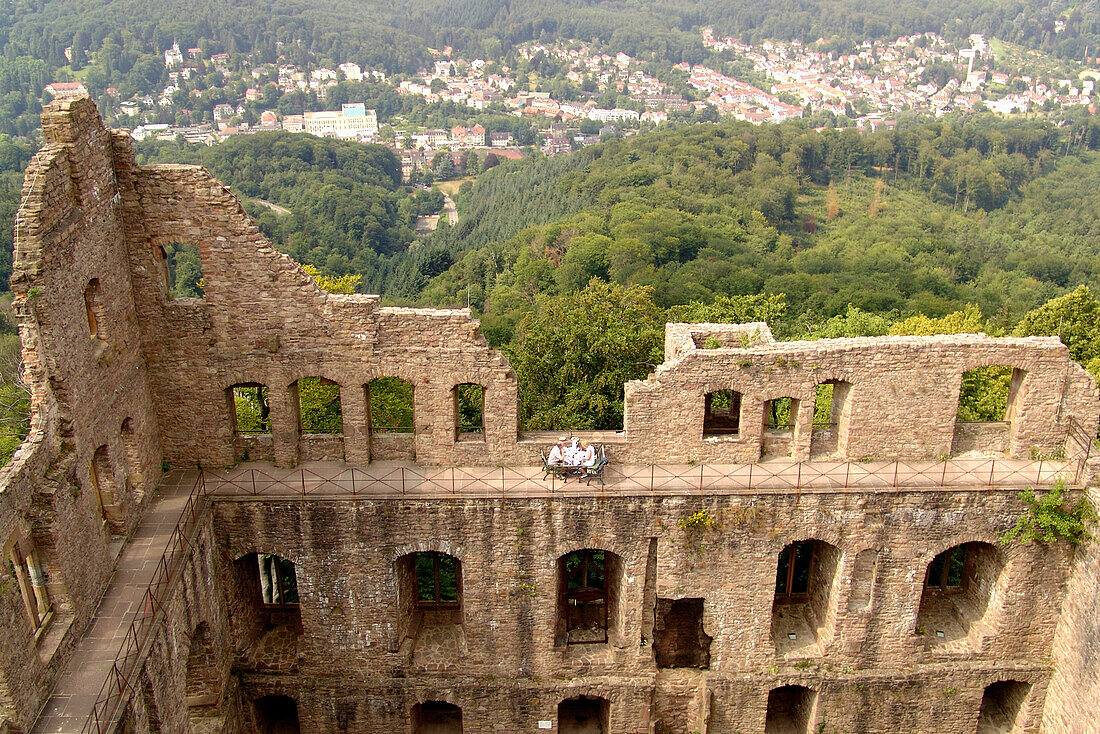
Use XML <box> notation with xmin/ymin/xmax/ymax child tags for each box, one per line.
<box><xmin>988</xmin><ymin>460</ymin><xmax>996</xmax><ymax>487</ymax></box>
<box><xmin>892</xmin><ymin>462</ymin><xmax>898</xmax><ymax>488</ymax></box>
<box><xmin>748</xmin><ymin>462</ymin><xmax>753</xmax><ymax>490</ymax></box>
<box><xmin>844</xmin><ymin>462</ymin><xmax>850</xmax><ymax>488</ymax></box>
<box><xmin>796</xmin><ymin>462</ymin><xmax>802</xmax><ymax>489</ymax></box>
<box><xmin>251</xmin><ymin>469</ymin><xmax>257</xmax><ymax>495</ymax></box>
<box><xmin>1037</xmin><ymin>459</ymin><xmax>1043</xmax><ymax>485</ymax></box>
<box><xmin>941</xmin><ymin>461</ymin><xmax>947</xmax><ymax>487</ymax></box>
<box><xmin>401</xmin><ymin>467</ymin><xmax>406</xmax><ymax>496</ymax></box>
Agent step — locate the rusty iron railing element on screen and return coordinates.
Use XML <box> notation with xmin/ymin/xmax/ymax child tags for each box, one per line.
<box><xmin>198</xmin><ymin>455</ymin><xmax>1084</xmax><ymax>500</ymax></box>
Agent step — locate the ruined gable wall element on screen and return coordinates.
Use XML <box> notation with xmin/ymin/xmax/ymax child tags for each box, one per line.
<box><xmin>0</xmin><ymin>97</ymin><xmax>164</xmax><ymax>731</ymax></box>
<box><xmin>108</xmin><ymin>143</ymin><xmax>519</xmax><ymax>469</ymax></box>
<box><xmin>624</xmin><ymin>333</ymin><xmax>1099</xmax><ymax>464</ymax></box>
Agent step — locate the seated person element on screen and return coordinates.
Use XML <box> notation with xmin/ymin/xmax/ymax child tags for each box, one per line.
<box><xmin>580</xmin><ymin>440</ymin><xmax>598</xmax><ymax>468</ymax></box>
<box><xmin>547</xmin><ymin>437</ymin><xmax>568</xmax><ymax>466</ymax></box>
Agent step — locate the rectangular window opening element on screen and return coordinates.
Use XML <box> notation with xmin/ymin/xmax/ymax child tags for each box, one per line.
<box><xmin>232</xmin><ymin>385</ymin><xmax>271</xmax><ymax>434</ymax></box>
<box><xmin>368</xmin><ymin>377</ymin><xmax>414</xmax><ymax>433</ymax></box>
<box><xmin>297</xmin><ymin>377</ymin><xmax>343</xmax><ymax>435</ymax></box>
<box><xmin>454</xmin><ymin>383</ymin><xmax>484</xmax><ymax>441</ymax></box>
<box><xmin>163</xmin><ymin>243</ymin><xmax>205</xmax><ymax>299</ymax></box>
<box><xmin>704</xmin><ymin>389</ymin><xmax>742</xmax><ymax>436</ymax></box>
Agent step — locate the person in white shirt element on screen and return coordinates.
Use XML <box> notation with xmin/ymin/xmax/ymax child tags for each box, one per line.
<box><xmin>580</xmin><ymin>440</ymin><xmax>597</xmax><ymax>468</ymax></box>
<box><xmin>547</xmin><ymin>437</ymin><xmax>567</xmax><ymax>466</ymax></box>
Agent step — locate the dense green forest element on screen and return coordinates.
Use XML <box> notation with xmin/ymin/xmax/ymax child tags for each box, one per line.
<box><xmin>382</xmin><ymin>113</ymin><xmax>1100</xmax><ymax>338</ymax></box>
<box><xmin>134</xmin><ymin>133</ymin><xmax>413</xmax><ymax>271</ymax></box>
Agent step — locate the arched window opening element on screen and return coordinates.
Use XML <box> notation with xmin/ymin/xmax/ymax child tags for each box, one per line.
<box><xmin>765</xmin><ymin>685</ymin><xmax>817</xmax><ymax>734</ymax></box>
<box><xmin>162</xmin><ymin>242</ymin><xmax>204</xmax><ymax>298</ymax></box>
<box><xmin>84</xmin><ymin>278</ymin><xmax>106</xmax><ymax>341</ymax></box>
<box><xmin>120</xmin><ymin>418</ymin><xmax>146</xmax><ymax>501</ymax></box>
<box><xmin>917</xmin><ymin>542</ymin><xmax>1004</xmax><ymax>645</ymax></box>
<box><xmin>413</xmin><ymin>701</ymin><xmax>462</xmax><ymax>734</ymax></box>
<box><xmin>953</xmin><ymin>367</ymin><xmax>1026</xmax><ymax>456</ymax></box>
<box><xmin>296</xmin><ymin>377</ymin><xmax>342</xmax><ymax>434</ymax></box>
<box><xmin>254</xmin><ymin>695</ymin><xmax>300</xmax><ymax>734</ymax></box>
<box><xmin>763</xmin><ymin>396</ymin><xmax>799</xmax><ymax>458</ymax></box>
<box><xmin>654</xmin><ymin>598</ymin><xmax>711</xmax><ymax>668</ymax></box>
<box><xmin>766</xmin><ymin>397</ymin><xmax>796</xmax><ymax>431</ymax></box>
<box><xmin>558</xmin><ymin>549</ymin><xmax>622</xmax><ymax>645</ymax></box>
<box><xmin>9</xmin><ymin>538</ymin><xmax>52</xmax><ymax>637</ymax></box>
<box><xmin>703</xmin><ymin>389</ymin><xmax>742</xmax><ymax>437</ymax></box>
<box><xmin>811</xmin><ymin>380</ymin><xmax>851</xmax><ymax>458</ymax></box>
<box><xmin>90</xmin><ymin>445</ymin><xmax>125</xmax><ymax>535</ymax></box>
<box><xmin>558</xmin><ymin>696</ymin><xmax>610</xmax><ymax>734</ymax></box>
<box><xmin>454</xmin><ymin>383</ymin><xmax>484</xmax><ymax>441</ymax></box>
<box><xmin>415</xmin><ymin>552</ymin><xmax>461</xmax><ymax>606</ymax></box>
<box><xmin>977</xmin><ymin>680</ymin><xmax>1030</xmax><ymax>734</ymax></box>
<box><xmin>772</xmin><ymin>539</ymin><xmax>841</xmax><ymax>653</ymax></box>
<box><xmin>230</xmin><ymin>384</ymin><xmax>271</xmax><ymax>434</ymax></box>
<box><xmin>367</xmin><ymin>377</ymin><xmax>414</xmax><ymax>432</ymax></box>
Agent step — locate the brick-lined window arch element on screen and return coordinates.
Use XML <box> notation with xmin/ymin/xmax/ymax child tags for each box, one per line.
<box><xmin>557</xmin><ymin>549</ymin><xmax>623</xmax><ymax>645</ymax></box>
<box><xmin>295</xmin><ymin>377</ymin><xmax>342</xmax><ymax>435</ymax></box>
<box><xmin>765</xmin><ymin>685</ymin><xmax>817</xmax><ymax>733</ymax></box>
<box><xmin>367</xmin><ymin>377</ymin><xmax>414</xmax><ymax>433</ymax></box>
<box><xmin>772</xmin><ymin>539</ymin><xmax>841</xmax><ymax>652</ymax></box>
<box><xmin>413</xmin><ymin>701</ymin><xmax>461</xmax><ymax>734</ymax></box>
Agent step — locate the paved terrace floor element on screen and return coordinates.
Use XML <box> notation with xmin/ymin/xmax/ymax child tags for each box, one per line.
<box><xmin>204</xmin><ymin>456</ymin><xmax>1082</xmax><ymax>499</ymax></box>
<box><xmin>31</xmin><ymin>454</ymin><xmax>1083</xmax><ymax>733</ymax></box>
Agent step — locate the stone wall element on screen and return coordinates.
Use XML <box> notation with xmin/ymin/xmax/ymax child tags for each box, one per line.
<box><xmin>1041</xmin><ymin>485</ymin><xmax>1100</xmax><ymax>733</ymax></box>
<box><xmin>173</xmin><ymin>488</ymin><xmax>1067</xmax><ymax>733</ymax></box>
<box><xmin>0</xmin><ymin>97</ymin><xmax>162</xmax><ymax>731</ymax></box>
<box><xmin>624</xmin><ymin>323</ymin><xmax>1098</xmax><ymax>464</ymax></box>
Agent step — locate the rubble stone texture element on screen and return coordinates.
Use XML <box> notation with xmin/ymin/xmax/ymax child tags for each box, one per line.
<box><xmin>2</xmin><ymin>98</ymin><xmax>1100</xmax><ymax>733</ymax></box>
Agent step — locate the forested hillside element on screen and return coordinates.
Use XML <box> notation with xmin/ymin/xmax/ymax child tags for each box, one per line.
<box><xmin>385</xmin><ymin>114</ymin><xmax>1100</xmax><ymax>339</ymax></box>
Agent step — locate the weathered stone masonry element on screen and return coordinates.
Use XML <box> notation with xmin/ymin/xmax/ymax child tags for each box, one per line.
<box><xmin>3</xmin><ymin>98</ymin><xmax>1100</xmax><ymax>734</ymax></box>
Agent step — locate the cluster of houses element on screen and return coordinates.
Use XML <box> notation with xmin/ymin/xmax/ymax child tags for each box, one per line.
<box><xmin>43</xmin><ymin>28</ymin><xmax>1100</xmax><ymax>177</ymax></box>
<box><xmin>702</xmin><ymin>29</ymin><xmax>1097</xmax><ymax>121</ymax></box>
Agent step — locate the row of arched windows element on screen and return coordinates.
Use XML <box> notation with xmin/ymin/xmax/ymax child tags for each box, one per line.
<box><xmin>183</xmin><ymin>672</ymin><xmax>1032</xmax><ymax>733</ymax></box>
<box><xmin>235</xmin><ymin>540</ymin><xmax>1004</xmax><ymax>656</ymax></box>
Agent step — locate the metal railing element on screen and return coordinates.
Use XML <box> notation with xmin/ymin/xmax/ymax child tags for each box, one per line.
<box><xmin>81</xmin><ymin>472</ymin><xmax>209</xmax><ymax>734</ymax></box>
<box><xmin>200</xmin><ymin>456</ymin><xmax>1085</xmax><ymax>500</ymax></box>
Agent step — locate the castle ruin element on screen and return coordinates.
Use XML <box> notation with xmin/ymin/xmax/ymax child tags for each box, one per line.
<box><xmin>2</xmin><ymin>98</ymin><xmax>1099</xmax><ymax>734</ymax></box>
